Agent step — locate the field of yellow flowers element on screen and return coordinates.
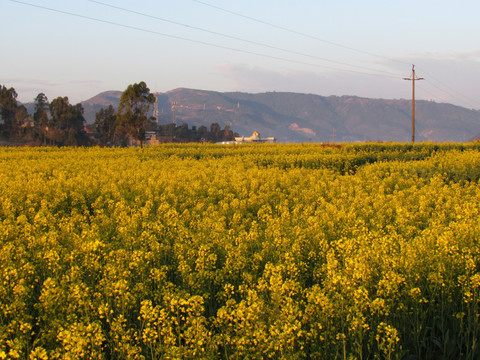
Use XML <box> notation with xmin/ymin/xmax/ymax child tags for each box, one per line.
<box><xmin>1</xmin><ymin>143</ymin><xmax>480</xmax><ymax>359</ymax></box>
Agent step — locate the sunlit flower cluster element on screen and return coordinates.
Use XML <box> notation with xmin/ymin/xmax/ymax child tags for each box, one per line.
<box><xmin>1</xmin><ymin>143</ymin><xmax>479</xmax><ymax>359</ymax></box>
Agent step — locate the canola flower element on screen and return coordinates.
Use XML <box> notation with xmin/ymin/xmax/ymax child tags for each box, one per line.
<box><xmin>0</xmin><ymin>143</ymin><xmax>479</xmax><ymax>359</ymax></box>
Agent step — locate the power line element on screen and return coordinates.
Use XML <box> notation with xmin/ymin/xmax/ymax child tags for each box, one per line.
<box><xmin>9</xmin><ymin>0</ymin><xmax>477</xmax><ymax>110</ymax></box>
<box><xmin>1</xmin><ymin>1</ymin><xmax>329</xmax><ymax>69</ymax></box>
<box><xmin>88</xmin><ymin>0</ymin><xmax>402</xmax><ymax>78</ymax></box>
<box><xmin>192</xmin><ymin>0</ymin><xmax>479</xmax><ymax>110</ymax></box>
<box><xmin>415</xmin><ymin>83</ymin><xmax>451</xmax><ymax>104</ymax></box>
<box><xmin>420</xmin><ymin>79</ymin><xmax>476</xmax><ymax>109</ymax></box>
<box><xmin>415</xmin><ymin>65</ymin><xmax>478</xmax><ymax>109</ymax></box>
<box><xmin>192</xmin><ymin>0</ymin><xmax>411</xmax><ymax>67</ymax></box>
<box><xmin>8</xmin><ymin>0</ymin><xmax>402</xmax><ymax>79</ymax></box>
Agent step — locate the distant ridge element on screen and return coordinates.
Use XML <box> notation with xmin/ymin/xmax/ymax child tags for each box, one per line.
<box><xmin>79</xmin><ymin>88</ymin><xmax>480</xmax><ymax>142</ymax></box>
<box><xmin>82</xmin><ymin>90</ymin><xmax>122</xmax><ymax>124</ymax></box>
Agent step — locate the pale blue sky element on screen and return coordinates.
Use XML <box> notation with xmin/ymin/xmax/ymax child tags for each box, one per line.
<box><xmin>2</xmin><ymin>0</ymin><xmax>479</xmax><ymax>109</ymax></box>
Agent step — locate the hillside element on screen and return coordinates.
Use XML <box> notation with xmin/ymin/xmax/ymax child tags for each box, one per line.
<box><xmin>79</xmin><ymin>88</ymin><xmax>480</xmax><ymax>142</ymax></box>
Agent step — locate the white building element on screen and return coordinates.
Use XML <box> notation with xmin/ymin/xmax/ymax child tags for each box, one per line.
<box><xmin>235</xmin><ymin>131</ymin><xmax>275</xmax><ymax>143</ymax></box>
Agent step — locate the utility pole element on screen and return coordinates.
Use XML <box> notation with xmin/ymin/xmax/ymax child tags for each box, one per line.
<box><xmin>403</xmin><ymin>65</ymin><xmax>424</xmax><ymax>142</ymax></box>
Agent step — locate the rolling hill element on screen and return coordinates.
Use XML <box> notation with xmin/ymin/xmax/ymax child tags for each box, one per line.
<box><xmin>79</xmin><ymin>88</ymin><xmax>480</xmax><ymax>142</ymax></box>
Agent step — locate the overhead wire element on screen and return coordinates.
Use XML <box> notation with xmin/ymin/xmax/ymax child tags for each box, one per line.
<box><xmin>8</xmin><ymin>0</ymin><xmax>403</xmax><ymax>80</ymax></box>
<box><xmin>414</xmin><ymin>65</ymin><xmax>478</xmax><ymax>109</ymax></box>
<box><xmin>8</xmin><ymin>0</ymin><xmax>478</xmax><ymax>109</ymax></box>
<box><xmin>194</xmin><ymin>0</ymin><xmax>479</xmax><ymax>110</ymax></box>
<box><xmin>192</xmin><ymin>0</ymin><xmax>412</xmax><ymax>67</ymax></box>
<box><xmin>3</xmin><ymin>0</ymin><xmax>347</xmax><ymax>72</ymax></box>
<box><xmin>419</xmin><ymin>80</ymin><xmax>475</xmax><ymax>109</ymax></box>
<box><xmin>415</xmin><ymin>83</ymin><xmax>452</xmax><ymax>105</ymax></box>
<box><xmin>88</xmin><ymin>0</ymin><xmax>402</xmax><ymax>78</ymax></box>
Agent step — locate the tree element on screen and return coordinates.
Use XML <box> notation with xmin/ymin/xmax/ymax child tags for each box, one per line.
<box><xmin>34</xmin><ymin>93</ymin><xmax>49</xmax><ymax>145</ymax></box>
<box><xmin>223</xmin><ymin>125</ymin><xmax>235</xmax><ymax>141</ymax></box>
<box><xmin>210</xmin><ymin>122</ymin><xmax>221</xmax><ymax>139</ymax></box>
<box><xmin>95</xmin><ymin>105</ymin><xmax>116</xmax><ymax>146</ymax></box>
<box><xmin>0</xmin><ymin>85</ymin><xmax>19</xmax><ymax>138</ymax></box>
<box><xmin>15</xmin><ymin>105</ymin><xmax>33</xmax><ymax>139</ymax></box>
<box><xmin>49</xmin><ymin>97</ymin><xmax>86</xmax><ymax>146</ymax></box>
<box><xmin>116</xmin><ymin>81</ymin><xmax>155</xmax><ymax>147</ymax></box>
<box><xmin>175</xmin><ymin>122</ymin><xmax>189</xmax><ymax>139</ymax></box>
<box><xmin>197</xmin><ymin>125</ymin><xmax>208</xmax><ymax>141</ymax></box>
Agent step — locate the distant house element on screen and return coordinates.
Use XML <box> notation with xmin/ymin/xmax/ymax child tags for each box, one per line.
<box><xmin>235</xmin><ymin>131</ymin><xmax>275</xmax><ymax>143</ymax></box>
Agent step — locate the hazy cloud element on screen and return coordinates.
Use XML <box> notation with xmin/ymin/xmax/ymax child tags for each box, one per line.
<box><xmin>1</xmin><ymin>78</ymin><xmax>105</xmax><ymax>104</ymax></box>
<box><xmin>215</xmin><ymin>63</ymin><xmax>405</xmax><ymax>99</ymax></box>
<box><xmin>0</xmin><ymin>78</ymin><xmax>60</xmax><ymax>103</ymax></box>
<box><xmin>69</xmin><ymin>80</ymin><xmax>104</xmax><ymax>85</ymax></box>
<box><xmin>216</xmin><ymin>55</ymin><xmax>480</xmax><ymax>109</ymax></box>
<box><xmin>1</xmin><ymin>78</ymin><xmax>59</xmax><ymax>87</ymax></box>
<box><xmin>215</xmin><ymin>63</ymin><xmax>325</xmax><ymax>94</ymax></box>
<box><xmin>383</xmin><ymin>51</ymin><xmax>480</xmax><ymax>109</ymax></box>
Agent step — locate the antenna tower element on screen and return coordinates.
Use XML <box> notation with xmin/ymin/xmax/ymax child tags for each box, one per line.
<box><xmin>171</xmin><ymin>101</ymin><xmax>177</xmax><ymax>126</ymax></box>
<box><xmin>403</xmin><ymin>65</ymin><xmax>424</xmax><ymax>142</ymax></box>
<box><xmin>153</xmin><ymin>92</ymin><xmax>160</xmax><ymax>125</ymax></box>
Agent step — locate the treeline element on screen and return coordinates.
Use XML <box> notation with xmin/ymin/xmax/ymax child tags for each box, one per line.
<box><xmin>0</xmin><ymin>82</ymin><xmax>237</xmax><ymax>146</ymax></box>
<box><xmin>154</xmin><ymin>122</ymin><xmax>237</xmax><ymax>143</ymax></box>
<box><xmin>0</xmin><ymin>85</ymin><xmax>88</xmax><ymax>146</ymax></box>
<box><xmin>94</xmin><ymin>104</ymin><xmax>237</xmax><ymax>147</ymax></box>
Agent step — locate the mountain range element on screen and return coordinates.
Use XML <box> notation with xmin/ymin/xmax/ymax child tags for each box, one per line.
<box><xmin>79</xmin><ymin>88</ymin><xmax>480</xmax><ymax>142</ymax></box>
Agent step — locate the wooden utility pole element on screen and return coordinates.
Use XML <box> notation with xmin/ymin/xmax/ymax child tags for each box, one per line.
<box><xmin>403</xmin><ymin>65</ymin><xmax>424</xmax><ymax>142</ymax></box>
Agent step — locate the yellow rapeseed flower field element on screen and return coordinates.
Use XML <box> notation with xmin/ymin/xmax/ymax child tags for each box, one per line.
<box><xmin>1</xmin><ymin>143</ymin><xmax>479</xmax><ymax>359</ymax></box>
